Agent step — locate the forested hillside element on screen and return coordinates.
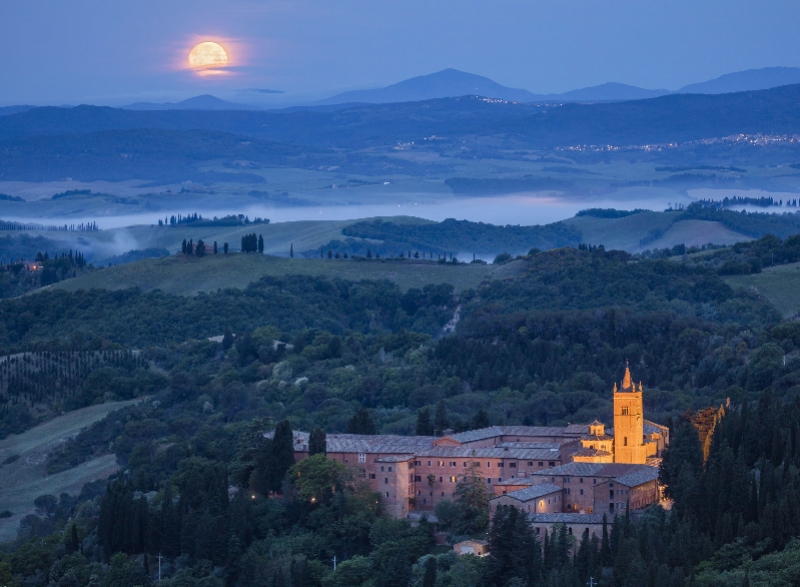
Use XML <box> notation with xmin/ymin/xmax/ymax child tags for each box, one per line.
<box><xmin>0</xmin><ymin>245</ymin><xmax>799</xmax><ymax>585</ymax></box>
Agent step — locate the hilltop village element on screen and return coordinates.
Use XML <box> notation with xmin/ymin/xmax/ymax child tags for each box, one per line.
<box><xmin>278</xmin><ymin>367</ymin><xmax>669</xmax><ymax>537</ymax></box>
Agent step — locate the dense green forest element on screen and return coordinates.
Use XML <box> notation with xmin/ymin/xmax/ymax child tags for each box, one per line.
<box><xmin>1</xmin><ymin>244</ymin><xmax>800</xmax><ymax>585</ymax></box>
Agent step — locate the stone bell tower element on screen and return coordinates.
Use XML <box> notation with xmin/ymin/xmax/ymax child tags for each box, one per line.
<box><xmin>613</xmin><ymin>362</ymin><xmax>647</xmax><ymax>464</ymax></box>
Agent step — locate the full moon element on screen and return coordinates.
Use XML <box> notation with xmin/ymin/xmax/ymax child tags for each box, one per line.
<box><xmin>188</xmin><ymin>42</ymin><xmax>228</xmax><ymax>69</ymax></box>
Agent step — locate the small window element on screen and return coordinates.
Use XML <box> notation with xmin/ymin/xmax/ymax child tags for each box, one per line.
<box><xmin>450</xmin><ymin>476</ymin><xmax>457</xmax><ymax>482</ymax></box>
<box><xmin>463</xmin><ymin>462</ymin><xmax>467</xmax><ymax>467</ymax></box>
<box><xmin>580</xmin><ymin>489</ymin><xmax>584</xmax><ymax>495</ymax></box>
<box><xmin>498</xmin><ymin>463</ymin><xmax>504</xmax><ymax>468</ymax></box>
<box><xmin>528</xmin><ymin>462</ymin><xmax>533</xmax><ymax>466</ymax></box>
<box><xmin>358</xmin><ymin>453</ymin><xmax>366</xmax><ymax>463</ymax></box>
<box><xmin>385</xmin><ymin>478</ymin><xmax>388</xmax><ymax>484</ymax></box>
<box><xmin>487</xmin><ymin>479</ymin><xmax>492</xmax><ymax>484</ymax></box>
<box><xmin>622</xmin><ymin>406</ymin><xmax>629</xmax><ymax>416</ymax></box>
<box><xmin>486</xmin><ymin>462</ymin><xmax>491</xmax><ymax>467</ymax></box>
<box><xmin>369</xmin><ymin>474</ymin><xmax>376</xmax><ymax>479</ymax></box>
<box><xmin>388</xmin><ymin>467</ymin><xmax>393</xmax><ymax>472</ymax></box>
<box><xmin>439</xmin><ymin>477</ymin><xmax>443</xmax><ymax>482</ymax></box>
<box><xmin>538</xmin><ymin>462</ymin><xmax>543</xmax><ymax>467</ymax></box>
<box><xmin>564</xmin><ymin>477</ymin><xmax>570</xmax><ymax>483</ymax></box>
<box><xmin>549</xmin><ymin>462</ymin><xmax>555</xmax><ymax>467</ymax></box>
<box><xmin>579</xmin><ymin>478</ymin><xmax>584</xmax><ymax>483</ymax></box>
<box><xmin>385</xmin><ymin>492</ymin><xmax>389</xmax><ymax>497</ymax></box>
<box><xmin>381</xmin><ymin>466</ymin><xmax>384</xmax><ymax>472</ymax></box>
<box><xmin>427</xmin><ymin>461</ymin><xmax>431</xmax><ymax>466</ymax></box>
<box><xmin>450</xmin><ymin>462</ymin><xmax>456</xmax><ymax>467</ymax></box>
<box><xmin>414</xmin><ymin>476</ymin><xmax>422</xmax><ymax>482</ymax></box>
<box><xmin>414</xmin><ymin>461</ymin><xmax>421</xmax><ymax>466</ymax></box>
<box><xmin>509</xmin><ymin>463</ymin><xmax>517</xmax><ymax>468</ymax></box>
<box><xmin>624</xmin><ymin>437</ymin><xmax>628</xmax><ymax>447</ymax></box>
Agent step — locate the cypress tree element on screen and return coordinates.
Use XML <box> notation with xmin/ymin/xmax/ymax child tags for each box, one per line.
<box><xmin>69</xmin><ymin>523</ymin><xmax>79</xmax><ymax>552</ymax></box>
<box><xmin>271</xmin><ymin>420</ymin><xmax>296</xmax><ymax>493</ymax></box>
<box><xmin>422</xmin><ymin>557</ymin><xmax>437</xmax><ymax>587</ymax></box>
<box><xmin>308</xmin><ymin>427</ymin><xmax>327</xmax><ymax>456</ymax></box>
<box><xmin>258</xmin><ymin>235</ymin><xmax>264</xmax><ymax>254</ymax></box>
<box><xmin>601</xmin><ymin>514</ymin><xmax>612</xmax><ymax>565</ymax></box>
<box><xmin>471</xmin><ymin>409</ymin><xmax>489</xmax><ymax>430</ymax></box>
<box><xmin>434</xmin><ymin>400</ymin><xmax>448</xmax><ymax>434</ymax></box>
<box><xmin>347</xmin><ymin>407</ymin><xmax>376</xmax><ymax>435</ymax></box>
<box><xmin>416</xmin><ymin>408</ymin><xmax>433</xmax><ymax>436</ymax></box>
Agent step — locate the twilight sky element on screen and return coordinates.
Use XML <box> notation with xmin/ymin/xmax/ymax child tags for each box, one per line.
<box><xmin>2</xmin><ymin>0</ymin><xmax>799</xmax><ymax>106</ymax></box>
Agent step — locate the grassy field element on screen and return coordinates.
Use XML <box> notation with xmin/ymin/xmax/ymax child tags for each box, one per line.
<box><xmin>724</xmin><ymin>262</ymin><xmax>800</xmax><ymax>317</ymax></box>
<box><xmin>4</xmin><ymin>216</ymin><xmax>434</xmax><ymax>262</ymax></box>
<box><xmin>0</xmin><ymin>400</ymin><xmax>141</xmax><ymax>542</ymax></box>
<box><xmin>49</xmin><ymin>253</ymin><xmax>525</xmax><ymax>296</ymax></box>
<box><xmin>563</xmin><ymin>212</ymin><xmax>751</xmax><ymax>252</ymax></box>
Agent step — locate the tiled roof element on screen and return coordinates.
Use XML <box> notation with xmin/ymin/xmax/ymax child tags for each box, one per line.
<box><xmin>448</xmin><ymin>425</ymin><xmax>590</xmax><ymax>444</ymax></box>
<box><xmin>375</xmin><ymin>455</ymin><xmax>415</xmax><ymax>463</ymax></box>
<box><xmin>414</xmin><ymin>447</ymin><xmax>562</xmax><ymax>460</ymax></box>
<box><xmin>495</xmin><ymin>483</ymin><xmax>562</xmax><ymax>502</ymax></box>
<box><xmin>644</xmin><ymin>420</ymin><xmax>669</xmax><ymax>434</ymax></box>
<box><xmin>264</xmin><ymin>431</ymin><xmax>436</xmax><ymax>454</ymax></box>
<box><xmin>531</xmin><ymin>463</ymin><xmax>655</xmax><ymax>478</ymax></box>
<box><xmin>495</xmin><ymin>442</ymin><xmax>565</xmax><ymax>449</ymax></box>
<box><xmin>494</xmin><ymin>478</ymin><xmax>536</xmax><ymax>486</ymax></box>
<box><xmin>573</xmin><ymin>448</ymin><xmax>612</xmax><ymax>457</ymax></box>
<box><xmin>609</xmin><ymin>467</ymin><xmax>660</xmax><ymax>487</ymax></box>
<box><xmin>528</xmin><ymin>513</ymin><xmax>607</xmax><ymax>524</ymax></box>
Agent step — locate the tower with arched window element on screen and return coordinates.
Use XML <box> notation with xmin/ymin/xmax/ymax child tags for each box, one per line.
<box><xmin>613</xmin><ymin>364</ymin><xmax>647</xmax><ymax>464</ymax></box>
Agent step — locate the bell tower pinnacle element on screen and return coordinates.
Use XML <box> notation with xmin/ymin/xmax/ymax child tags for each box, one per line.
<box><xmin>613</xmin><ymin>362</ymin><xmax>647</xmax><ymax>464</ymax></box>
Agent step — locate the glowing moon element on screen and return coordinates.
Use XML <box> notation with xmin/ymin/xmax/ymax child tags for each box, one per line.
<box><xmin>188</xmin><ymin>42</ymin><xmax>228</xmax><ymax>69</ymax></box>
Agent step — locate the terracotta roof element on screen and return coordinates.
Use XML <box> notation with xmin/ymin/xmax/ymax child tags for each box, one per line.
<box><xmin>265</xmin><ymin>431</ymin><xmax>436</xmax><ymax>454</ymax></box>
<box><xmin>374</xmin><ymin>455</ymin><xmax>415</xmax><ymax>463</ymax></box>
<box><xmin>496</xmin><ymin>483</ymin><xmax>562</xmax><ymax>502</ymax></box>
<box><xmin>495</xmin><ymin>442</ymin><xmax>565</xmax><ymax>450</ymax></box>
<box><xmin>644</xmin><ymin>420</ymin><xmax>669</xmax><ymax>434</ymax></box>
<box><xmin>414</xmin><ymin>447</ymin><xmax>562</xmax><ymax>460</ymax></box>
<box><xmin>494</xmin><ymin>478</ymin><xmax>536</xmax><ymax>487</ymax></box>
<box><xmin>531</xmin><ymin>463</ymin><xmax>655</xmax><ymax>479</ymax></box>
<box><xmin>448</xmin><ymin>425</ymin><xmax>590</xmax><ymax>444</ymax></box>
<box><xmin>573</xmin><ymin>447</ymin><xmax>613</xmax><ymax>457</ymax></box>
<box><xmin>529</xmin><ymin>513</ymin><xmax>607</xmax><ymax>524</ymax></box>
<box><xmin>607</xmin><ymin>467</ymin><xmax>660</xmax><ymax>487</ymax></box>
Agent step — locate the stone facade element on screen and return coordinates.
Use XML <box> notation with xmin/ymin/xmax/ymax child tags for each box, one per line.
<box><xmin>274</xmin><ymin>368</ymin><xmax>668</xmax><ymax>519</ymax></box>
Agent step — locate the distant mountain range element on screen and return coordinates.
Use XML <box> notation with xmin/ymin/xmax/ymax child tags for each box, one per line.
<box><xmin>317</xmin><ymin>66</ymin><xmax>800</xmax><ymax>105</ymax></box>
<box><xmin>4</xmin><ymin>83</ymin><xmax>800</xmax><ymax>151</ymax></box>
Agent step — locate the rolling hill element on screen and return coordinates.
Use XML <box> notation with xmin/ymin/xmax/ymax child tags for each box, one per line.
<box><xmin>316</xmin><ymin>68</ymin><xmax>540</xmax><ymax>104</ymax></box>
<box><xmin>124</xmin><ymin>94</ymin><xmax>262</xmax><ymax>111</ymax></box>
<box><xmin>48</xmin><ymin>254</ymin><xmax>524</xmax><ymax>296</ymax></box>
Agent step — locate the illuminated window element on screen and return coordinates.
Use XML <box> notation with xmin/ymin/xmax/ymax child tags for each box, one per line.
<box><xmin>622</xmin><ymin>407</ymin><xmax>629</xmax><ymax>415</ymax></box>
